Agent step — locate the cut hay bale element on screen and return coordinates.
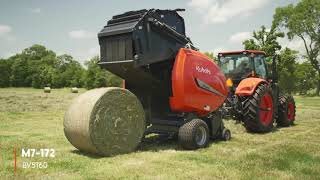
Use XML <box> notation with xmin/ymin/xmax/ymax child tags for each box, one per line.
<box><xmin>44</xmin><ymin>87</ymin><xmax>51</xmax><ymax>93</ymax></box>
<box><xmin>71</xmin><ymin>87</ymin><xmax>78</xmax><ymax>93</ymax></box>
<box><xmin>63</xmin><ymin>87</ymin><xmax>145</xmax><ymax>156</ymax></box>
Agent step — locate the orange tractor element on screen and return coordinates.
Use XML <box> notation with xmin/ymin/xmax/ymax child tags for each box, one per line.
<box><xmin>218</xmin><ymin>50</ymin><xmax>296</xmax><ymax>133</ymax></box>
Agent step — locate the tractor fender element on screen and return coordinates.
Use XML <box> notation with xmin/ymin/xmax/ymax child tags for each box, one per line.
<box><xmin>235</xmin><ymin>78</ymin><xmax>268</xmax><ymax>96</ymax></box>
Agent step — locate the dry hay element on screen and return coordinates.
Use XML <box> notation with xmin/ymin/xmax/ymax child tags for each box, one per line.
<box><xmin>71</xmin><ymin>87</ymin><xmax>78</xmax><ymax>93</ymax></box>
<box><xmin>63</xmin><ymin>87</ymin><xmax>145</xmax><ymax>156</ymax></box>
<box><xmin>44</xmin><ymin>87</ymin><xmax>51</xmax><ymax>93</ymax></box>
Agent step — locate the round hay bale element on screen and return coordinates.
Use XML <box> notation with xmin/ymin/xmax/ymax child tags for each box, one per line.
<box><xmin>71</xmin><ymin>87</ymin><xmax>78</xmax><ymax>93</ymax></box>
<box><xmin>63</xmin><ymin>87</ymin><xmax>145</xmax><ymax>156</ymax></box>
<box><xmin>44</xmin><ymin>87</ymin><xmax>51</xmax><ymax>93</ymax></box>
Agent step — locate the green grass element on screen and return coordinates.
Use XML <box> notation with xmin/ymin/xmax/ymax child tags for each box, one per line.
<box><xmin>1</xmin><ymin>88</ymin><xmax>320</xmax><ymax>179</ymax></box>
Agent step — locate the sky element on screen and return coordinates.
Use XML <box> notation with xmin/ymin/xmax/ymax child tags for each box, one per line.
<box><xmin>0</xmin><ymin>0</ymin><xmax>302</xmax><ymax>64</ymax></box>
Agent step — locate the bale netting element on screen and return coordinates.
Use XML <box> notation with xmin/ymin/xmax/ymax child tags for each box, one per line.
<box><xmin>44</xmin><ymin>87</ymin><xmax>51</xmax><ymax>93</ymax></box>
<box><xmin>71</xmin><ymin>87</ymin><xmax>78</xmax><ymax>93</ymax></box>
<box><xmin>63</xmin><ymin>87</ymin><xmax>145</xmax><ymax>156</ymax></box>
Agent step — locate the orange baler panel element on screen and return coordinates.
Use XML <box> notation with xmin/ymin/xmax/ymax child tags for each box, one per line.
<box><xmin>170</xmin><ymin>48</ymin><xmax>228</xmax><ymax>116</ymax></box>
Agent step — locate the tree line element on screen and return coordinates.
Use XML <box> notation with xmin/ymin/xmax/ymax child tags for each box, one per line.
<box><xmin>0</xmin><ymin>44</ymin><xmax>122</xmax><ymax>89</ymax></box>
<box><xmin>240</xmin><ymin>0</ymin><xmax>319</xmax><ymax>96</ymax></box>
<box><xmin>0</xmin><ymin>0</ymin><xmax>318</xmax><ymax>96</ymax></box>
<box><xmin>203</xmin><ymin>1</ymin><xmax>319</xmax><ymax>96</ymax></box>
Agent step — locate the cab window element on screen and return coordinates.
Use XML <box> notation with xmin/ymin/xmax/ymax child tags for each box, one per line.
<box><xmin>254</xmin><ymin>55</ymin><xmax>267</xmax><ymax>79</ymax></box>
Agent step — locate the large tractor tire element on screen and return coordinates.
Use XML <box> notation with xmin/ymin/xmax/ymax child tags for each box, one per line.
<box><xmin>178</xmin><ymin>119</ymin><xmax>209</xmax><ymax>150</ymax></box>
<box><xmin>277</xmin><ymin>95</ymin><xmax>296</xmax><ymax>127</ymax></box>
<box><xmin>64</xmin><ymin>87</ymin><xmax>145</xmax><ymax>156</ymax></box>
<box><xmin>242</xmin><ymin>84</ymin><xmax>274</xmax><ymax>133</ymax></box>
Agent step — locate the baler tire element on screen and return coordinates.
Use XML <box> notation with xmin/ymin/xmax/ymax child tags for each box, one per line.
<box><xmin>178</xmin><ymin>119</ymin><xmax>209</xmax><ymax>150</ymax></box>
<box><xmin>242</xmin><ymin>84</ymin><xmax>274</xmax><ymax>133</ymax></box>
<box><xmin>277</xmin><ymin>95</ymin><xmax>296</xmax><ymax>127</ymax></box>
<box><xmin>221</xmin><ymin>129</ymin><xmax>231</xmax><ymax>141</ymax></box>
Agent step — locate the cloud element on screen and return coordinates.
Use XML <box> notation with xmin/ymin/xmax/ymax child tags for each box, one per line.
<box><xmin>188</xmin><ymin>0</ymin><xmax>212</xmax><ymax>11</ymax></box>
<box><xmin>0</xmin><ymin>25</ymin><xmax>12</xmax><ymax>36</ymax></box>
<box><xmin>188</xmin><ymin>0</ymin><xmax>269</xmax><ymax>24</ymax></box>
<box><xmin>31</xmin><ymin>8</ymin><xmax>41</xmax><ymax>14</ymax></box>
<box><xmin>88</xmin><ymin>46</ymin><xmax>99</xmax><ymax>57</ymax></box>
<box><xmin>69</xmin><ymin>30</ymin><xmax>95</xmax><ymax>40</ymax></box>
<box><xmin>229</xmin><ymin>31</ymin><xmax>251</xmax><ymax>44</ymax></box>
<box><xmin>2</xmin><ymin>52</ymin><xmax>16</xmax><ymax>58</ymax></box>
<box><xmin>279</xmin><ymin>37</ymin><xmax>307</xmax><ymax>55</ymax></box>
<box><xmin>65</xmin><ymin>46</ymin><xmax>100</xmax><ymax>64</ymax></box>
<box><xmin>213</xmin><ymin>47</ymin><xmax>228</xmax><ymax>54</ymax></box>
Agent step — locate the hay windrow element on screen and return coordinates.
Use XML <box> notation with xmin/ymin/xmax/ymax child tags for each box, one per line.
<box><xmin>63</xmin><ymin>87</ymin><xmax>145</xmax><ymax>156</ymax></box>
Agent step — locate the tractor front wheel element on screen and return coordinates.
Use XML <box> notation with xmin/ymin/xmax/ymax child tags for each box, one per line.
<box><xmin>242</xmin><ymin>84</ymin><xmax>274</xmax><ymax>133</ymax></box>
<box><xmin>277</xmin><ymin>95</ymin><xmax>296</xmax><ymax>127</ymax></box>
<box><xmin>178</xmin><ymin>119</ymin><xmax>209</xmax><ymax>150</ymax></box>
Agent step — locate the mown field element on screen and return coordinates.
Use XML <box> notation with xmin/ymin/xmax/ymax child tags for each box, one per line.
<box><xmin>1</xmin><ymin>88</ymin><xmax>320</xmax><ymax>179</ymax></box>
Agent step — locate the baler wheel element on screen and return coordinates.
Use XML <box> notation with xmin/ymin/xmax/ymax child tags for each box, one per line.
<box><xmin>178</xmin><ymin>119</ymin><xmax>209</xmax><ymax>150</ymax></box>
<box><xmin>277</xmin><ymin>95</ymin><xmax>296</xmax><ymax>127</ymax></box>
<box><xmin>221</xmin><ymin>129</ymin><xmax>231</xmax><ymax>141</ymax></box>
<box><xmin>242</xmin><ymin>84</ymin><xmax>274</xmax><ymax>133</ymax></box>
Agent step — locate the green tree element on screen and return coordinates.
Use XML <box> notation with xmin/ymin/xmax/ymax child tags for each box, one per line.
<box><xmin>2</xmin><ymin>44</ymin><xmax>124</xmax><ymax>89</ymax></box>
<box><xmin>295</xmin><ymin>62</ymin><xmax>317</xmax><ymax>95</ymax></box>
<box><xmin>32</xmin><ymin>65</ymin><xmax>56</xmax><ymax>88</ymax></box>
<box><xmin>243</xmin><ymin>25</ymin><xmax>284</xmax><ymax>56</ymax></box>
<box><xmin>273</xmin><ymin>0</ymin><xmax>320</xmax><ymax>95</ymax></box>
<box><xmin>242</xmin><ymin>26</ymin><xmax>300</xmax><ymax>94</ymax></box>
<box><xmin>0</xmin><ymin>59</ymin><xmax>12</xmax><ymax>87</ymax></box>
<box><xmin>204</xmin><ymin>52</ymin><xmax>214</xmax><ymax>59</ymax></box>
<box><xmin>54</xmin><ymin>54</ymin><xmax>86</xmax><ymax>88</ymax></box>
<box><xmin>9</xmin><ymin>44</ymin><xmax>58</xmax><ymax>88</ymax></box>
<box><xmin>277</xmin><ymin>48</ymin><xmax>298</xmax><ymax>94</ymax></box>
<box><xmin>10</xmin><ymin>55</ymin><xmax>30</xmax><ymax>87</ymax></box>
<box><xmin>85</xmin><ymin>56</ymin><xmax>121</xmax><ymax>89</ymax></box>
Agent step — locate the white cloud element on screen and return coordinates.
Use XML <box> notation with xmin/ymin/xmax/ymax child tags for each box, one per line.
<box><xmin>0</xmin><ymin>25</ymin><xmax>12</xmax><ymax>36</ymax></box>
<box><xmin>69</xmin><ymin>30</ymin><xmax>95</xmax><ymax>40</ymax></box>
<box><xmin>2</xmin><ymin>52</ymin><xmax>15</xmax><ymax>58</ymax></box>
<box><xmin>31</xmin><ymin>8</ymin><xmax>41</xmax><ymax>14</ymax></box>
<box><xmin>188</xmin><ymin>0</ymin><xmax>212</xmax><ymax>12</ymax></box>
<box><xmin>88</xmin><ymin>46</ymin><xmax>99</xmax><ymax>57</ymax></box>
<box><xmin>229</xmin><ymin>31</ymin><xmax>251</xmax><ymax>44</ymax></box>
<box><xmin>279</xmin><ymin>37</ymin><xmax>307</xmax><ymax>55</ymax></box>
<box><xmin>188</xmin><ymin>0</ymin><xmax>269</xmax><ymax>24</ymax></box>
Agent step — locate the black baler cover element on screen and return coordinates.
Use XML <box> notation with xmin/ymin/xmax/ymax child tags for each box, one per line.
<box><xmin>98</xmin><ymin>9</ymin><xmax>194</xmax><ymax>65</ymax></box>
<box><xmin>98</xmin><ymin>9</ymin><xmax>195</xmax><ymax>89</ymax></box>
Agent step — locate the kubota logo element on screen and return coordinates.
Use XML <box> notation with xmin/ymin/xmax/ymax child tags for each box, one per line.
<box><xmin>196</xmin><ymin>66</ymin><xmax>211</xmax><ymax>75</ymax></box>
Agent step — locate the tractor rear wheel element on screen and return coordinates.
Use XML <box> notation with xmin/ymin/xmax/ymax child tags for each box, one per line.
<box><xmin>277</xmin><ymin>95</ymin><xmax>296</xmax><ymax>127</ymax></box>
<box><xmin>178</xmin><ymin>119</ymin><xmax>209</xmax><ymax>150</ymax></box>
<box><xmin>242</xmin><ymin>84</ymin><xmax>274</xmax><ymax>133</ymax></box>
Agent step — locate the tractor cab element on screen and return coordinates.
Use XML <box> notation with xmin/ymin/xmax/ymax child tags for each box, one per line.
<box><xmin>218</xmin><ymin>50</ymin><xmax>269</xmax><ymax>88</ymax></box>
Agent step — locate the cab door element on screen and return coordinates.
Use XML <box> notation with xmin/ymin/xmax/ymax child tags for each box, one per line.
<box><xmin>253</xmin><ymin>54</ymin><xmax>268</xmax><ymax>79</ymax></box>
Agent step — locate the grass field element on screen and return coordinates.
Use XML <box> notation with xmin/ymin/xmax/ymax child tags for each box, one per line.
<box><xmin>1</xmin><ymin>88</ymin><xmax>320</xmax><ymax>179</ymax></box>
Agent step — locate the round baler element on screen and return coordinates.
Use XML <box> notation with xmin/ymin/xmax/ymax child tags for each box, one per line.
<box><xmin>64</xmin><ymin>9</ymin><xmax>231</xmax><ymax>156</ymax></box>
